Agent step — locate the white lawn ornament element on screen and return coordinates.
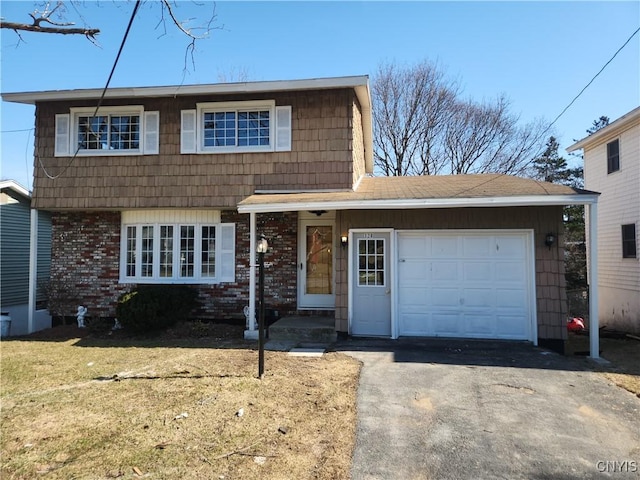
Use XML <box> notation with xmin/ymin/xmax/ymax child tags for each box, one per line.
<box><xmin>76</xmin><ymin>305</ymin><xmax>87</xmax><ymax>328</ymax></box>
<box><xmin>243</xmin><ymin>305</ymin><xmax>250</xmax><ymax>328</ymax></box>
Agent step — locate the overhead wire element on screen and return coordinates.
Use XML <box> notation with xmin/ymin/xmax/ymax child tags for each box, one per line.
<box><xmin>451</xmin><ymin>24</ymin><xmax>640</xmax><ymax>197</ymax></box>
<box><xmin>509</xmin><ymin>24</ymin><xmax>640</xmax><ymax>178</ymax></box>
<box><xmin>38</xmin><ymin>0</ymin><xmax>142</xmax><ymax>180</ymax></box>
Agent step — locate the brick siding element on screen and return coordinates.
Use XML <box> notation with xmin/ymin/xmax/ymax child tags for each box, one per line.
<box><xmin>49</xmin><ymin>210</ymin><xmax>300</xmax><ymax>322</ymax></box>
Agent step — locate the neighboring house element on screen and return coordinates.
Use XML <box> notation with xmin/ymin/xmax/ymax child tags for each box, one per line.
<box><xmin>0</xmin><ymin>180</ymin><xmax>52</xmax><ymax>335</ymax></box>
<box><xmin>2</xmin><ymin>76</ymin><xmax>600</xmax><ymax>354</ymax></box>
<box><xmin>568</xmin><ymin>107</ymin><xmax>640</xmax><ymax>335</ymax></box>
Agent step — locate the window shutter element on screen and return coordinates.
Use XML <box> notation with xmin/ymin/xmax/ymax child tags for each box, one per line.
<box><xmin>218</xmin><ymin>223</ymin><xmax>236</xmax><ymax>282</ymax></box>
<box><xmin>181</xmin><ymin>110</ymin><xmax>197</xmax><ymax>154</ymax></box>
<box><xmin>55</xmin><ymin>114</ymin><xmax>70</xmax><ymax>157</ymax></box>
<box><xmin>275</xmin><ymin>106</ymin><xmax>292</xmax><ymax>152</ymax></box>
<box><xmin>143</xmin><ymin>111</ymin><xmax>159</xmax><ymax>154</ymax></box>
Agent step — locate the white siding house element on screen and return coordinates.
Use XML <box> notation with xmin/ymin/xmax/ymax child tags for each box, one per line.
<box><xmin>568</xmin><ymin>107</ymin><xmax>640</xmax><ymax>334</ymax></box>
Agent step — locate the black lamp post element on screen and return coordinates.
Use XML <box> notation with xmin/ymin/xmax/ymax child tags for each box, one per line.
<box><xmin>257</xmin><ymin>234</ymin><xmax>268</xmax><ymax>379</ymax></box>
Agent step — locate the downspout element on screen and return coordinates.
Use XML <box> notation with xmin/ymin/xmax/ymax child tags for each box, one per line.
<box><xmin>28</xmin><ymin>208</ymin><xmax>38</xmax><ymax>334</ymax></box>
<box><xmin>588</xmin><ymin>202</ymin><xmax>599</xmax><ymax>359</ymax></box>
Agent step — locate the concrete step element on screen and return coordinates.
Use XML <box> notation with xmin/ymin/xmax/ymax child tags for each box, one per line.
<box><xmin>268</xmin><ymin>316</ymin><xmax>337</xmax><ymax>343</ymax></box>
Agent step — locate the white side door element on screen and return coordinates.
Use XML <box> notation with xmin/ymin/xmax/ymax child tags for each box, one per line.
<box><xmin>351</xmin><ymin>232</ymin><xmax>392</xmax><ymax>336</ymax></box>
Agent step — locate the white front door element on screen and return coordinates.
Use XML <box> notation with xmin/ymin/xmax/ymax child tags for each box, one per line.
<box><xmin>298</xmin><ymin>217</ymin><xmax>335</xmax><ymax>309</ymax></box>
<box><xmin>352</xmin><ymin>232</ymin><xmax>392</xmax><ymax>336</ymax></box>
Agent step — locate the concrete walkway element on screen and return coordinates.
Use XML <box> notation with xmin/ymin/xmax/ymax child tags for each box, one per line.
<box><xmin>337</xmin><ymin>339</ymin><xmax>640</xmax><ymax>480</ymax></box>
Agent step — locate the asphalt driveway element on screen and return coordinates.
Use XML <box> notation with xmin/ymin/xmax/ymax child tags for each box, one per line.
<box><xmin>337</xmin><ymin>339</ymin><xmax>640</xmax><ymax>480</ymax></box>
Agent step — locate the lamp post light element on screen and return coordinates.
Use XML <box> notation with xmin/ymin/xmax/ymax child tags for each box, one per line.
<box><xmin>256</xmin><ymin>234</ymin><xmax>269</xmax><ymax>379</ymax></box>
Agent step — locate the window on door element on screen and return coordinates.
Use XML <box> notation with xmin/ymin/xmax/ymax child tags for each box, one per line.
<box><xmin>305</xmin><ymin>226</ymin><xmax>333</xmax><ymax>294</ymax></box>
<box><xmin>358</xmin><ymin>238</ymin><xmax>385</xmax><ymax>286</ymax></box>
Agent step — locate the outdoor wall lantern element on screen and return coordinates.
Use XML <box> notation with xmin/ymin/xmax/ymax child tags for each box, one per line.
<box><xmin>257</xmin><ymin>234</ymin><xmax>269</xmax><ymax>379</ymax></box>
<box><xmin>340</xmin><ymin>234</ymin><xmax>348</xmax><ymax>248</ymax></box>
<box><xmin>545</xmin><ymin>232</ymin><xmax>556</xmax><ymax>250</ymax></box>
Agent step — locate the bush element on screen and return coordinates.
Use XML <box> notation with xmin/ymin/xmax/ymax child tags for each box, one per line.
<box><xmin>116</xmin><ymin>285</ymin><xmax>199</xmax><ymax>333</ymax></box>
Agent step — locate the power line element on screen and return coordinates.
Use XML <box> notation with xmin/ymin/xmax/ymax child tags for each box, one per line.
<box><xmin>510</xmin><ymin>24</ymin><xmax>640</xmax><ymax>178</ymax></box>
<box><xmin>38</xmin><ymin>0</ymin><xmax>142</xmax><ymax>180</ymax></box>
<box><xmin>537</xmin><ymin>25</ymin><xmax>640</xmax><ymax>146</ymax></box>
<box><xmin>1</xmin><ymin>128</ymin><xmax>34</xmax><ymax>133</ymax></box>
<box><xmin>451</xmin><ymin>24</ymin><xmax>640</xmax><ymax>197</ymax></box>
<box><xmin>24</xmin><ymin>127</ymin><xmax>32</xmax><ymax>191</ymax></box>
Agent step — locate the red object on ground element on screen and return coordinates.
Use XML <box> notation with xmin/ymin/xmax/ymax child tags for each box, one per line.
<box><xmin>567</xmin><ymin>317</ymin><xmax>585</xmax><ymax>332</ymax></box>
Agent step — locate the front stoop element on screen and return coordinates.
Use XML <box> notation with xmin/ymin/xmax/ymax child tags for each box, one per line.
<box><xmin>268</xmin><ymin>316</ymin><xmax>337</xmax><ymax>344</ymax></box>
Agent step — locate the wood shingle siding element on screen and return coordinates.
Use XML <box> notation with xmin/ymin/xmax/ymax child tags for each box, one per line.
<box><xmin>32</xmin><ymin>89</ymin><xmax>362</xmax><ymax>210</ymax></box>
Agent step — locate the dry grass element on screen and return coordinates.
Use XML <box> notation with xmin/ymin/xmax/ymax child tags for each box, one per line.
<box><xmin>567</xmin><ymin>333</ymin><xmax>640</xmax><ymax>397</ymax></box>
<box><xmin>1</xmin><ymin>325</ymin><xmax>361</xmax><ymax>479</ymax></box>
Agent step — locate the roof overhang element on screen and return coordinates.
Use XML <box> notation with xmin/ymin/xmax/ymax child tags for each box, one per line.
<box><xmin>0</xmin><ymin>180</ymin><xmax>31</xmax><ymax>200</ymax></box>
<box><xmin>1</xmin><ymin>75</ymin><xmax>370</xmax><ymax>104</ymax></box>
<box><xmin>237</xmin><ymin>193</ymin><xmax>600</xmax><ymax>214</ymax></box>
<box><xmin>567</xmin><ymin>106</ymin><xmax>640</xmax><ymax>152</ymax></box>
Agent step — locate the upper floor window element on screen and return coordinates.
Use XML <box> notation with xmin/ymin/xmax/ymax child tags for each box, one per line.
<box><xmin>181</xmin><ymin>100</ymin><xmax>291</xmax><ymax>154</ymax></box>
<box><xmin>55</xmin><ymin>106</ymin><xmax>159</xmax><ymax>157</ymax></box>
<box><xmin>77</xmin><ymin>113</ymin><xmax>140</xmax><ymax>151</ymax></box>
<box><xmin>622</xmin><ymin>224</ymin><xmax>636</xmax><ymax>259</ymax></box>
<box><xmin>607</xmin><ymin>139</ymin><xmax>619</xmax><ymax>174</ymax></box>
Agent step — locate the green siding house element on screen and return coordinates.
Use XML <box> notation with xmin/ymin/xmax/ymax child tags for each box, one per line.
<box><xmin>1</xmin><ymin>180</ymin><xmax>52</xmax><ymax>336</ymax></box>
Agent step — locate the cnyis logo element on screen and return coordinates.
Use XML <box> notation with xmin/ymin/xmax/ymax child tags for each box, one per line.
<box><xmin>596</xmin><ymin>461</ymin><xmax>638</xmax><ymax>473</ymax></box>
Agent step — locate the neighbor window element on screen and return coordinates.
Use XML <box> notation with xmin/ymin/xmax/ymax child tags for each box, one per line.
<box><xmin>607</xmin><ymin>139</ymin><xmax>620</xmax><ymax>174</ymax></box>
<box><xmin>622</xmin><ymin>224</ymin><xmax>636</xmax><ymax>258</ymax></box>
<box><xmin>180</xmin><ymin>100</ymin><xmax>291</xmax><ymax>154</ymax></box>
<box><xmin>55</xmin><ymin>106</ymin><xmax>159</xmax><ymax>156</ymax></box>
<box><xmin>120</xmin><ymin>212</ymin><xmax>235</xmax><ymax>284</ymax></box>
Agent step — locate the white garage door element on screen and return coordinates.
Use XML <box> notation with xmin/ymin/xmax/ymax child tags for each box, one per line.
<box><xmin>397</xmin><ymin>231</ymin><xmax>533</xmax><ymax>340</ymax></box>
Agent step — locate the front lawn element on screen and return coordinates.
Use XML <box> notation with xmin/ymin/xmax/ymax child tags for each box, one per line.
<box><xmin>1</xmin><ymin>325</ymin><xmax>360</xmax><ymax>479</ymax></box>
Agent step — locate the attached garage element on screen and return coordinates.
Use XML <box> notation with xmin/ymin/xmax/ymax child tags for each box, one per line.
<box><xmin>239</xmin><ymin>173</ymin><xmax>601</xmax><ymax>356</ymax></box>
<box><xmin>397</xmin><ymin>230</ymin><xmax>534</xmax><ymax>340</ymax></box>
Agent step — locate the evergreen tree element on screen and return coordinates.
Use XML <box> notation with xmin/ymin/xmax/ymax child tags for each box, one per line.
<box><xmin>532</xmin><ymin>136</ymin><xmax>587</xmax><ymax>293</ymax></box>
<box><xmin>533</xmin><ymin>136</ymin><xmax>570</xmax><ymax>183</ymax></box>
<box><xmin>586</xmin><ymin>116</ymin><xmax>610</xmax><ymax>135</ymax></box>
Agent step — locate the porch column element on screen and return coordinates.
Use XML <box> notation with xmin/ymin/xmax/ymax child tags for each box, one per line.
<box><xmin>245</xmin><ymin>212</ymin><xmax>258</xmax><ymax>339</ymax></box>
<box><xmin>28</xmin><ymin>208</ymin><xmax>38</xmax><ymax>334</ymax></box>
<box><xmin>588</xmin><ymin>202</ymin><xmax>599</xmax><ymax>359</ymax></box>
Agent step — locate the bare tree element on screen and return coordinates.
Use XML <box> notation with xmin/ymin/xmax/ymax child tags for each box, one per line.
<box><xmin>0</xmin><ymin>1</ymin><xmax>219</xmax><ymax>67</ymax></box>
<box><xmin>372</xmin><ymin>60</ymin><xmax>549</xmax><ymax>176</ymax></box>
<box><xmin>443</xmin><ymin>96</ymin><xmax>549</xmax><ymax>175</ymax></box>
<box><xmin>372</xmin><ymin>61</ymin><xmax>458</xmax><ymax>176</ymax></box>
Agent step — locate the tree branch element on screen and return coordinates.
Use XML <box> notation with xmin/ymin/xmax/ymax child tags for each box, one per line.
<box><xmin>1</xmin><ymin>21</ymin><xmax>99</xmax><ymax>38</ymax></box>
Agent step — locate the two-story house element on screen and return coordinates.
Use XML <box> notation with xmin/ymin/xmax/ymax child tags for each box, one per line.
<box><xmin>2</xmin><ymin>76</ymin><xmax>601</xmax><ymax>355</ymax></box>
<box><xmin>568</xmin><ymin>106</ymin><xmax>640</xmax><ymax>335</ymax></box>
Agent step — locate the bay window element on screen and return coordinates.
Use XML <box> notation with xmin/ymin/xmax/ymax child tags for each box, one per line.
<box><xmin>120</xmin><ymin>211</ymin><xmax>234</xmax><ymax>283</ymax></box>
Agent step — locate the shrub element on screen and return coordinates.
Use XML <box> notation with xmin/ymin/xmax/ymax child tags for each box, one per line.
<box><xmin>116</xmin><ymin>285</ymin><xmax>199</xmax><ymax>333</ymax></box>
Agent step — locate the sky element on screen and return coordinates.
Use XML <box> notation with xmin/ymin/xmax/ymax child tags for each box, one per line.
<box><xmin>1</xmin><ymin>0</ymin><xmax>639</xmax><ymax>191</ymax></box>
